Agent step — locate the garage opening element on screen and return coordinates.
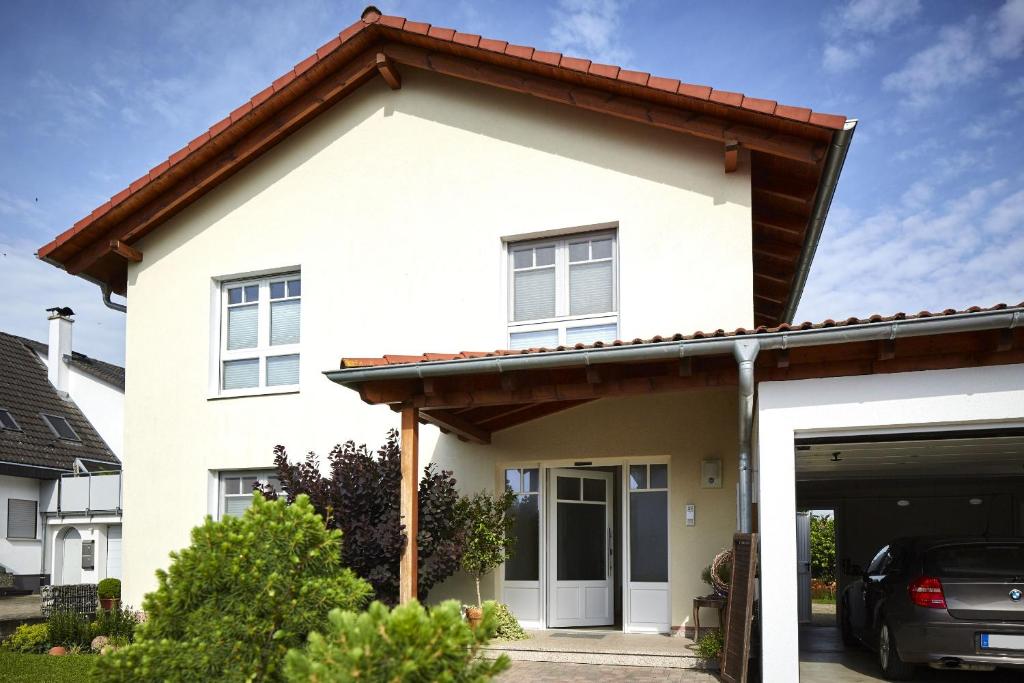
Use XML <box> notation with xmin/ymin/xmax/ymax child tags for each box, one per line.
<box><xmin>795</xmin><ymin>426</ymin><xmax>1024</xmax><ymax>682</ymax></box>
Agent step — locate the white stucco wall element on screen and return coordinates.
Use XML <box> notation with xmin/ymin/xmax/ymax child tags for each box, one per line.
<box><xmin>0</xmin><ymin>475</ymin><xmax>42</xmax><ymax>574</ymax></box>
<box><xmin>757</xmin><ymin>364</ymin><xmax>1024</xmax><ymax>682</ymax></box>
<box><xmin>120</xmin><ymin>68</ymin><xmax>753</xmax><ymax>606</ymax></box>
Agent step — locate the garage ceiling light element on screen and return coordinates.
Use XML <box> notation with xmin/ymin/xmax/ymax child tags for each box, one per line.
<box><xmin>969</xmin><ymin>498</ymin><xmax>983</xmax><ymax>505</ymax></box>
<box><xmin>897</xmin><ymin>499</ymin><xmax>911</xmax><ymax>507</ymax></box>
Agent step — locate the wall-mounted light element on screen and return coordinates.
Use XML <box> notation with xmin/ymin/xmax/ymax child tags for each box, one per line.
<box><xmin>897</xmin><ymin>499</ymin><xmax>911</xmax><ymax>507</ymax></box>
<box><xmin>969</xmin><ymin>498</ymin><xmax>983</xmax><ymax>506</ymax></box>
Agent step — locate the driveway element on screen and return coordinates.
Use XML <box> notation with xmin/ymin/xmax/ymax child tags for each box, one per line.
<box><xmin>498</xmin><ymin>660</ymin><xmax>719</xmax><ymax>682</ymax></box>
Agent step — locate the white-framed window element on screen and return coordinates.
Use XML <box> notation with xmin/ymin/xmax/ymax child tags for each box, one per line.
<box><xmin>218</xmin><ymin>272</ymin><xmax>301</xmax><ymax>396</ymax></box>
<box><xmin>507</xmin><ymin>230</ymin><xmax>618</xmax><ymax>349</ymax></box>
<box><xmin>504</xmin><ymin>468</ymin><xmax>540</xmax><ymax>581</ymax></box>
<box><xmin>7</xmin><ymin>498</ymin><xmax>38</xmax><ymax>539</ymax></box>
<box><xmin>218</xmin><ymin>470</ymin><xmax>280</xmax><ymax>519</ymax></box>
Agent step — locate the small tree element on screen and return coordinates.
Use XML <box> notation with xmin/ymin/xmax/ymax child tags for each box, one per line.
<box><xmin>460</xmin><ymin>488</ymin><xmax>516</xmax><ymax>607</ymax></box>
<box><xmin>95</xmin><ymin>494</ymin><xmax>372</xmax><ymax>682</ymax></box>
<box><xmin>810</xmin><ymin>513</ymin><xmax>836</xmax><ymax>584</ymax></box>
<box><xmin>258</xmin><ymin>431</ymin><xmax>467</xmax><ymax>605</ymax></box>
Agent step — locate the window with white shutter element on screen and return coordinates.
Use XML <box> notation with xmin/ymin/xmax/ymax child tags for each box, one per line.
<box><xmin>218</xmin><ymin>273</ymin><xmax>301</xmax><ymax>395</ymax></box>
<box><xmin>507</xmin><ymin>231</ymin><xmax>617</xmax><ymax>349</ymax></box>
<box><xmin>218</xmin><ymin>471</ymin><xmax>280</xmax><ymax>519</ymax></box>
<box><xmin>7</xmin><ymin>498</ymin><xmax>37</xmax><ymax>539</ymax></box>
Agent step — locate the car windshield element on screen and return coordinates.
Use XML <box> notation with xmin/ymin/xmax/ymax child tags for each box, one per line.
<box><xmin>924</xmin><ymin>543</ymin><xmax>1024</xmax><ymax>579</ymax></box>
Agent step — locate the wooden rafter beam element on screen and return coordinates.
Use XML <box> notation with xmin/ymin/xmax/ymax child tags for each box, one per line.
<box><xmin>381</xmin><ymin>43</ymin><xmax>827</xmax><ymax>165</ymax></box>
<box><xmin>108</xmin><ymin>240</ymin><xmax>142</xmax><ymax>263</ymax></box>
<box><xmin>753</xmin><ymin>237</ymin><xmax>802</xmax><ymax>263</ymax></box>
<box><xmin>375</xmin><ymin>52</ymin><xmax>401</xmax><ymax>89</ymax></box>
<box><xmin>486</xmin><ymin>400</ymin><xmax>594</xmax><ymax>432</ymax></box>
<box><xmin>724</xmin><ymin>140</ymin><xmax>739</xmax><ymax>174</ymax></box>
<box><xmin>420</xmin><ymin>409</ymin><xmax>491</xmax><ymax>444</ymax></box>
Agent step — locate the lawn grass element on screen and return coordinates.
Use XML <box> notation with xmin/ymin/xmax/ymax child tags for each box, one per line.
<box><xmin>812</xmin><ymin>596</ymin><xmax>837</xmax><ymax>605</ymax></box>
<box><xmin>0</xmin><ymin>652</ymin><xmax>96</xmax><ymax>682</ymax></box>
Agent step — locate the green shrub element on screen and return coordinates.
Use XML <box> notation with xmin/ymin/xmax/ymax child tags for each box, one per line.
<box><xmin>47</xmin><ymin>611</ymin><xmax>91</xmax><ymax>649</ymax></box>
<box><xmin>486</xmin><ymin>601</ymin><xmax>527</xmax><ymax>641</ymax></box>
<box><xmin>94</xmin><ymin>494</ymin><xmax>373</xmax><ymax>682</ymax></box>
<box><xmin>90</xmin><ymin>605</ymin><xmax>139</xmax><ymax>642</ymax></box>
<box><xmin>97</xmin><ymin>578</ymin><xmax>121</xmax><ymax>600</ymax></box>
<box><xmin>2</xmin><ymin>622</ymin><xmax>50</xmax><ymax>653</ymax></box>
<box><xmin>694</xmin><ymin>628</ymin><xmax>724</xmax><ymax>661</ymax></box>
<box><xmin>285</xmin><ymin>600</ymin><xmax>509</xmax><ymax>682</ymax></box>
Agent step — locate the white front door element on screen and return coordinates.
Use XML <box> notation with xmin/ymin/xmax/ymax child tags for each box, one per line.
<box><xmin>106</xmin><ymin>526</ymin><xmax>122</xmax><ymax>579</ymax></box>
<box><xmin>547</xmin><ymin>468</ymin><xmax>614</xmax><ymax>627</ymax></box>
<box><xmin>60</xmin><ymin>528</ymin><xmax>82</xmax><ymax>585</ymax></box>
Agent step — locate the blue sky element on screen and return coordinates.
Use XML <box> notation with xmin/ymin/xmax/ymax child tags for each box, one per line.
<box><xmin>1</xmin><ymin>0</ymin><xmax>1022</xmax><ymax>365</ymax></box>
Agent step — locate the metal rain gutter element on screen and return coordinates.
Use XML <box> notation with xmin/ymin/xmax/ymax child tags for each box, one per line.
<box><xmin>779</xmin><ymin>119</ymin><xmax>858</xmax><ymax>324</ymax></box>
<box><xmin>324</xmin><ymin>306</ymin><xmax>1023</xmax><ymax>386</ymax></box>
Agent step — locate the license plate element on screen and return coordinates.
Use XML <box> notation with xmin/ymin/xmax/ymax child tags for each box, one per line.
<box><xmin>980</xmin><ymin>634</ymin><xmax>1024</xmax><ymax>651</ymax></box>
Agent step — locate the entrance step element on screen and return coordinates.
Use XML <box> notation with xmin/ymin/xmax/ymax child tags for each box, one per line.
<box><xmin>482</xmin><ymin>630</ymin><xmax>713</xmax><ymax>670</ymax></box>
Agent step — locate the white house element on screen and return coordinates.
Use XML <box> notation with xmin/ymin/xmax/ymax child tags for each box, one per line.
<box><xmin>36</xmin><ymin>7</ymin><xmax>1024</xmax><ymax>679</ymax></box>
<box><xmin>0</xmin><ymin>309</ymin><xmax>124</xmax><ymax>591</ymax></box>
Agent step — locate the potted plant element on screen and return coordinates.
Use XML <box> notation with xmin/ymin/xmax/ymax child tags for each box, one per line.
<box><xmin>97</xmin><ymin>578</ymin><xmax>121</xmax><ymax>610</ymax></box>
<box><xmin>458</xmin><ymin>488</ymin><xmax>515</xmax><ymax>628</ymax></box>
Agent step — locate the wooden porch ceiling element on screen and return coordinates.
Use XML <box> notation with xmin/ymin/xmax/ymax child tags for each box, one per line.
<box><xmin>353</xmin><ymin>327</ymin><xmax>1024</xmax><ymax>445</ymax></box>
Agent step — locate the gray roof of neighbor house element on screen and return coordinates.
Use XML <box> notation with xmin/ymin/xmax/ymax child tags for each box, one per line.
<box><xmin>0</xmin><ymin>331</ymin><xmax>121</xmax><ymax>474</ymax></box>
<box><xmin>19</xmin><ymin>337</ymin><xmax>125</xmax><ymax>391</ymax></box>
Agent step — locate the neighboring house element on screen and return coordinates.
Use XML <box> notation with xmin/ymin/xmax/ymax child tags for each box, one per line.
<box><xmin>36</xmin><ymin>8</ymin><xmax>1023</xmax><ymax>678</ymax></box>
<box><xmin>0</xmin><ymin>309</ymin><xmax>124</xmax><ymax>590</ymax></box>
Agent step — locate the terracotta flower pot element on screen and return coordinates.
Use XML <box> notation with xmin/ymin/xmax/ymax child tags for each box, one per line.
<box><xmin>99</xmin><ymin>597</ymin><xmax>120</xmax><ymax>610</ymax></box>
<box><xmin>48</xmin><ymin>646</ymin><xmax>67</xmax><ymax>656</ymax></box>
<box><xmin>465</xmin><ymin>606</ymin><xmax>483</xmax><ymax>630</ymax></box>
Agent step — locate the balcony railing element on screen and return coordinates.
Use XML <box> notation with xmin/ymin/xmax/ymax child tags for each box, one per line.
<box><xmin>53</xmin><ymin>473</ymin><xmax>122</xmax><ymax>514</ymax></box>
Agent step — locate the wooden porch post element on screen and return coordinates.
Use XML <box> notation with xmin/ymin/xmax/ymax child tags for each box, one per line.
<box><xmin>399</xmin><ymin>407</ymin><xmax>419</xmax><ymax>604</ymax></box>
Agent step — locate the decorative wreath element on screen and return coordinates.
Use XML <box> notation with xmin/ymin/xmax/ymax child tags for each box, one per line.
<box><xmin>711</xmin><ymin>548</ymin><xmax>733</xmax><ymax>596</ymax></box>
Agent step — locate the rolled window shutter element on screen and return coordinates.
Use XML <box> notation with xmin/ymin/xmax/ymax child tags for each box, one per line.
<box><xmin>565</xmin><ymin>323</ymin><xmax>618</xmax><ymax>346</ymax></box>
<box><xmin>222</xmin><ymin>359</ymin><xmax>259</xmax><ymax>390</ymax></box>
<box><xmin>569</xmin><ymin>261</ymin><xmax>613</xmax><ymax>315</ymax></box>
<box><xmin>7</xmin><ymin>499</ymin><xmax>37</xmax><ymax>538</ymax></box>
<box><xmin>266</xmin><ymin>354</ymin><xmax>300</xmax><ymax>386</ymax></box>
<box><xmin>227</xmin><ymin>304</ymin><xmax>258</xmax><ymax>349</ymax></box>
<box><xmin>270</xmin><ymin>300</ymin><xmax>300</xmax><ymax>345</ymax></box>
<box><xmin>223</xmin><ymin>495</ymin><xmax>252</xmax><ymax>518</ymax></box>
<box><xmin>514</xmin><ymin>268</ymin><xmax>556</xmax><ymax>321</ymax></box>
<box><xmin>509</xmin><ymin>328</ymin><xmax>559</xmax><ymax>350</ymax></box>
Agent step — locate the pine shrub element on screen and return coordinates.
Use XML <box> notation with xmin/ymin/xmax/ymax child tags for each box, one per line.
<box><xmin>284</xmin><ymin>600</ymin><xmax>509</xmax><ymax>682</ymax></box>
<box><xmin>94</xmin><ymin>494</ymin><xmax>373</xmax><ymax>682</ymax></box>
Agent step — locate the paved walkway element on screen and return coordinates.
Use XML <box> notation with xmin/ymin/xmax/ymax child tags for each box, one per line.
<box><xmin>0</xmin><ymin>595</ymin><xmax>41</xmax><ymax>622</ymax></box>
<box><xmin>497</xmin><ymin>660</ymin><xmax>720</xmax><ymax>682</ymax></box>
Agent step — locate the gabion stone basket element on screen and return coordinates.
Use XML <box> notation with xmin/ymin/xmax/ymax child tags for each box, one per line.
<box><xmin>40</xmin><ymin>583</ymin><xmax>98</xmax><ymax>617</ymax></box>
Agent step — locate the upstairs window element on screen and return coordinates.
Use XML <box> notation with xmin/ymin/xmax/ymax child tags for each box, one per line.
<box><xmin>507</xmin><ymin>231</ymin><xmax>617</xmax><ymax>349</ymax></box>
<box><xmin>219</xmin><ymin>273</ymin><xmax>301</xmax><ymax>394</ymax></box>
<box><xmin>0</xmin><ymin>409</ymin><xmax>20</xmax><ymax>431</ymax></box>
<box><xmin>40</xmin><ymin>414</ymin><xmax>79</xmax><ymax>441</ymax></box>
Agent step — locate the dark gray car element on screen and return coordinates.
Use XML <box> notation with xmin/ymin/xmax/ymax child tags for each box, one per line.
<box><xmin>840</xmin><ymin>537</ymin><xmax>1024</xmax><ymax>680</ymax></box>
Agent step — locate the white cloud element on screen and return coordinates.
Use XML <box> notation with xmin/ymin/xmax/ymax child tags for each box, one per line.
<box><xmin>822</xmin><ymin>41</ymin><xmax>873</xmax><ymax>73</ymax></box>
<box><xmin>989</xmin><ymin>0</ymin><xmax>1024</xmax><ymax>59</ymax></box>
<box><xmin>549</xmin><ymin>0</ymin><xmax>631</xmax><ymax>65</ymax></box>
<box><xmin>798</xmin><ymin>179</ymin><xmax>1024</xmax><ymax>322</ymax></box>
<box><xmin>836</xmin><ymin>0</ymin><xmax>921</xmax><ymax>34</ymax></box>
<box><xmin>882</xmin><ymin>24</ymin><xmax>989</xmax><ymax>106</ymax></box>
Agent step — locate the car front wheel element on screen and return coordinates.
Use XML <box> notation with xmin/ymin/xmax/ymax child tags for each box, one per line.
<box><xmin>878</xmin><ymin>622</ymin><xmax>915</xmax><ymax>681</ymax></box>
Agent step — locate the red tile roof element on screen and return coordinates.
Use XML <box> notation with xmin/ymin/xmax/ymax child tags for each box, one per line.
<box><xmin>37</xmin><ymin>5</ymin><xmax>846</xmax><ymax>266</ymax></box>
<box><xmin>340</xmin><ymin>302</ymin><xmax>1024</xmax><ymax>369</ymax></box>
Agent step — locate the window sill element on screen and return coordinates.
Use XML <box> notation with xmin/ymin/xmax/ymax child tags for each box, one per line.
<box><xmin>208</xmin><ymin>386</ymin><xmax>300</xmax><ymax>401</ymax></box>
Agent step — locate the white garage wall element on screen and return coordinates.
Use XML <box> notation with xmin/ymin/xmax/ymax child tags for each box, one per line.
<box><xmin>757</xmin><ymin>363</ymin><xmax>1024</xmax><ymax>682</ymax></box>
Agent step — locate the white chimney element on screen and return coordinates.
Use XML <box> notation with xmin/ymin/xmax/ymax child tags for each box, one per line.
<box><xmin>46</xmin><ymin>307</ymin><xmax>74</xmax><ymax>395</ymax></box>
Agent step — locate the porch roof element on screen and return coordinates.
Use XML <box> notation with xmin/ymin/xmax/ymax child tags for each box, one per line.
<box><xmin>325</xmin><ymin>302</ymin><xmax>1024</xmax><ymax>444</ymax></box>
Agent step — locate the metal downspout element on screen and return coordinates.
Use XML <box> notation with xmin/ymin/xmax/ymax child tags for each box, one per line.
<box><xmin>734</xmin><ymin>339</ymin><xmax>760</xmax><ymax>533</ymax></box>
<box><xmin>101</xmin><ymin>286</ymin><xmax>127</xmax><ymax>313</ymax></box>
